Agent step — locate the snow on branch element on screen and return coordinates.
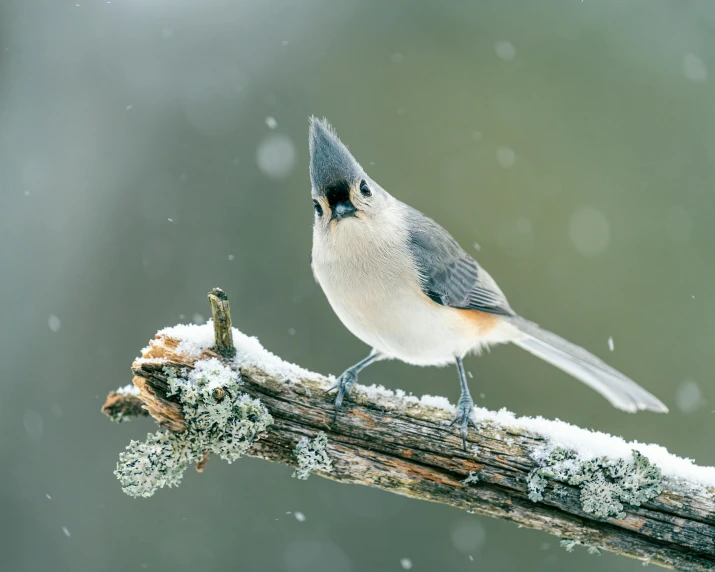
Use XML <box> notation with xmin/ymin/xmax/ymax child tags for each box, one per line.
<box><xmin>102</xmin><ymin>288</ymin><xmax>715</xmax><ymax>570</ymax></box>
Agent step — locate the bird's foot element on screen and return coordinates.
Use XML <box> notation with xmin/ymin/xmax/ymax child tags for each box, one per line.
<box><xmin>449</xmin><ymin>393</ymin><xmax>478</xmax><ymax>451</ymax></box>
<box><xmin>325</xmin><ymin>369</ymin><xmax>358</xmax><ymax>421</ymax></box>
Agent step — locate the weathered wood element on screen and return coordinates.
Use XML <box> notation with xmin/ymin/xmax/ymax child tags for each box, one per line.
<box><xmin>103</xmin><ymin>291</ymin><xmax>715</xmax><ymax>570</ymax></box>
<box><xmin>208</xmin><ymin>287</ymin><xmax>235</xmax><ymax>359</ymax></box>
<box><xmin>102</xmin><ymin>391</ymin><xmax>149</xmax><ymax>422</ymax></box>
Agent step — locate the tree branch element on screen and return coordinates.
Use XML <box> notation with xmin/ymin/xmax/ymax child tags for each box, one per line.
<box><xmin>102</xmin><ymin>290</ymin><xmax>715</xmax><ymax>570</ymax></box>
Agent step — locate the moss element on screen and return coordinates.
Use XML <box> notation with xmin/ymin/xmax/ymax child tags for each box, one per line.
<box><xmin>293</xmin><ymin>432</ymin><xmax>333</xmax><ymax>480</ymax></box>
<box><xmin>115</xmin><ymin>359</ymin><xmax>272</xmax><ymax>497</ymax></box>
<box><xmin>527</xmin><ymin>448</ymin><xmax>662</xmax><ymax>519</ymax></box>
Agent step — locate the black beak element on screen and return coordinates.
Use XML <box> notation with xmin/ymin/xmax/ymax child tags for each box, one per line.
<box><xmin>330</xmin><ymin>201</ymin><xmax>357</xmax><ymax>221</ymax></box>
<box><xmin>325</xmin><ymin>180</ymin><xmax>358</xmax><ymax>221</ymax></box>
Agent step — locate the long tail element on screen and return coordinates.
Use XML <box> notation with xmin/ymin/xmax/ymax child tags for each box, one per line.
<box><xmin>507</xmin><ymin>316</ymin><xmax>668</xmax><ymax>413</ymax></box>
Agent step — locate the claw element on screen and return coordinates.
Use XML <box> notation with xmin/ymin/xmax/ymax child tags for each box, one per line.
<box><xmin>450</xmin><ymin>394</ymin><xmax>476</xmax><ymax>451</ymax></box>
<box><xmin>329</xmin><ymin>369</ymin><xmax>357</xmax><ymax>421</ymax></box>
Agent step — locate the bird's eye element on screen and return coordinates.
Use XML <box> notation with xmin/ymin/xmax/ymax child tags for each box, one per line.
<box><xmin>359</xmin><ymin>180</ymin><xmax>372</xmax><ymax>197</ymax></box>
<box><xmin>313</xmin><ymin>200</ymin><xmax>323</xmax><ymax>217</ymax></box>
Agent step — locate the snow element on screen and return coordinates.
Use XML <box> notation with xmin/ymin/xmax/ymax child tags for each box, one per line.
<box><xmin>48</xmin><ymin>315</ymin><xmax>61</xmax><ymax>333</ymax></box>
<box><xmin>494</xmin><ymin>41</ymin><xmax>516</xmax><ymax>61</ymax></box>
<box><xmin>153</xmin><ymin>322</ymin><xmax>715</xmax><ymax>490</ymax></box>
<box><xmin>294</xmin><ymin>511</ymin><xmax>306</xmax><ymax>522</ymax></box>
<box><xmin>116</xmin><ymin>384</ymin><xmax>140</xmax><ymax>397</ymax></box>
<box><xmin>256</xmin><ymin>134</ymin><xmax>296</xmax><ymax>179</ymax></box>
<box><xmin>358</xmin><ymin>383</ymin><xmax>456</xmax><ymax>413</ymax></box>
<box><xmin>608</xmin><ymin>336</ymin><xmax>614</xmax><ymax>352</ymax></box>
<box><xmin>476</xmin><ymin>406</ymin><xmax>715</xmax><ymax>489</ymax></box>
<box><xmin>157</xmin><ymin>322</ymin><xmax>323</xmax><ymax>382</ymax></box>
<box><xmin>675</xmin><ymin>380</ymin><xmax>705</xmax><ymax>414</ymax></box>
<box><xmin>682</xmin><ymin>53</ymin><xmax>708</xmax><ymax>83</ymax></box>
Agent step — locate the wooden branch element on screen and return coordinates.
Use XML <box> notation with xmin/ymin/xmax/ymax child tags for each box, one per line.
<box><xmin>102</xmin><ymin>291</ymin><xmax>715</xmax><ymax>570</ymax></box>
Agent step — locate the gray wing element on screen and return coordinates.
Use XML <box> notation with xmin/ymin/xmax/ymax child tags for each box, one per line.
<box><xmin>404</xmin><ymin>205</ymin><xmax>515</xmax><ymax>317</ymax></box>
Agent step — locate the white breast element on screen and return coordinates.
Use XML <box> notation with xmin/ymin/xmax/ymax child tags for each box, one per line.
<box><xmin>311</xmin><ymin>203</ymin><xmax>511</xmax><ymax>366</ymax></box>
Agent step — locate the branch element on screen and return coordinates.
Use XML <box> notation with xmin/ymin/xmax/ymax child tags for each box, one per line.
<box><xmin>102</xmin><ymin>290</ymin><xmax>715</xmax><ymax>570</ymax></box>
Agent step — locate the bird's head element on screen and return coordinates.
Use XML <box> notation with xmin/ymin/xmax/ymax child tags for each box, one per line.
<box><xmin>309</xmin><ymin>117</ymin><xmax>388</xmax><ymax>232</ymax></box>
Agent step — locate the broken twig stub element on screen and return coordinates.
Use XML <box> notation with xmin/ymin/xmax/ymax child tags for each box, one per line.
<box><xmin>208</xmin><ymin>287</ymin><xmax>235</xmax><ymax>358</ymax></box>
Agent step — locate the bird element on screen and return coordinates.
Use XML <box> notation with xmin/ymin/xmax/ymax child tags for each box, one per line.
<box><xmin>307</xmin><ymin>116</ymin><xmax>668</xmax><ymax>449</ymax></box>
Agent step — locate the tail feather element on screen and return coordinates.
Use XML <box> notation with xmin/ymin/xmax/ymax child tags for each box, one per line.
<box><xmin>508</xmin><ymin>316</ymin><xmax>668</xmax><ymax>413</ymax></box>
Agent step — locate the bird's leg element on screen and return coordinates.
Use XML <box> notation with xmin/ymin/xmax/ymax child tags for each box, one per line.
<box><xmin>449</xmin><ymin>357</ymin><xmax>478</xmax><ymax>451</ymax></box>
<box><xmin>326</xmin><ymin>350</ymin><xmax>383</xmax><ymax>421</ymax></box>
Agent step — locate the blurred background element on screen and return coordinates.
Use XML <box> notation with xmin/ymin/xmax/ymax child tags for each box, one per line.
<box><xmin>1</xmin><ymin>0</ymin><xmax>714</xmax><ymax>570</ymax></box>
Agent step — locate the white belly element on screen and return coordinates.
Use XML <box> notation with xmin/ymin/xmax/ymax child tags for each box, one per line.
<box><xmin>312</xmin><ymin>216</ymin><xmax>514</xmax><ymax>366</ymax></box>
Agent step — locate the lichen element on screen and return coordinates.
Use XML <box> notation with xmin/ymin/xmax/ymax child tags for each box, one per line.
<box><xmin>462</xmin><ymin>471</ymin><xmax>480</xmax><ymax>486</ymax></box>
<box><xmin>559</xmin><ymin>539</ymin><xmax>601</xmax><ymax>556</ymax></box>
<box><xmin>115</xmin><ymin>359</ymin><xmax>272</xmax><ymax>497</ymax></box>
<box><xmin>115</xmin><ymin>430</ymin><xmax>199</xmax><ymax>497</ymax></box>
<box><xmin>293</xmin><ymin>432</ymin><xmax>333</xmax><ymax>480</ymax></box>
<box><xmin>527</xmin><ymin>468</ymin><xmax>549</xmax><ymax>502</ymax></box>
<box><xmin>527</xmin><ymin>448</ymin><xmax>663</xmax><ymax>519</ymax></box>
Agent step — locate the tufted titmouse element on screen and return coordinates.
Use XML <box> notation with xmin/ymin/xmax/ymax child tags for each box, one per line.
<box><xmin>308</xmin><ymin>117</ymin><xmax>667</xmax><ymax>449</ymax></box>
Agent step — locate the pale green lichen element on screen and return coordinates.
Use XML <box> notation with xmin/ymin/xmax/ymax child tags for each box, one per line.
<box><xmin>527</xmin><ymin>469</ymin><xmax>549</xmax><ymax>502</ymax></box>
<box><xmin>293</xmin><ymin>432</ymin><xmax>332</xmax><ymax>480</ymax></box>
<box><xmin>462</xmin><ymin>471</ymin><xmax>480</xmax><ymax>486</ymax></box>
<box><xmin>115</xmin><ymin>430</ymin><xmax>201</xmax><ymax>497</ymax></box>
<box><xmin>527</xmin><ymin>448</ymin><xmax>662</xmax><ymax>519</ymax></box>
<box><xmin>115</xmin><ymin>359</ymin><xmax>272</xmax><ymax>497</ymax></box>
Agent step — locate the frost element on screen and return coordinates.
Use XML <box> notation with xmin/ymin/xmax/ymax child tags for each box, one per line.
<box><xmin>115</xmin><ymin>359</ymin><xmax>272</xmax><ymax>497</ymax></box>
<box><xmin>461</xmin><ymin>471</ymin><xmax>480</xmax><ymax>486</ymax></box>
<box><xmin>293</xmin><ymin>432</ymin><xmax>333</xmax><ymax>480</ymax></box>
<box><xmin>527</xmin><ymin>448</ymin><xmax>662</xmax><ymax>519</ymax></box>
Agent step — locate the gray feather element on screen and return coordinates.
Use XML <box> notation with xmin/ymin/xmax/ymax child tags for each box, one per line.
<box><xmin>509</xmin><ymin>316</ymin><xmax>668</xmax><ymax>413</ymax></box>
<box><xmin>404</xmin><ymin>205</ymin><xmax>514</xmax><ymax>316</ymax></box>
<box><xmin>309</xmin><ymin>117</ymin><xmax>364</xmax><ymax>192</ymax></box>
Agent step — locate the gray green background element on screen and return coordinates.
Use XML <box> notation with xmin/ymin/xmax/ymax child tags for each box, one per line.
<box><xmin>1</xmin><ymin>1</ymin><xmax>714</xmax><ymax>571</ymax></box>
